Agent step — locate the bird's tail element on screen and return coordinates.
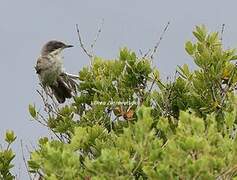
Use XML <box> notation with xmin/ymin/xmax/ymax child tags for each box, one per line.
<box><xmin>50</xmin><ymin>73</ymin><xmax>78</xmax><ymax>103</ymax></box>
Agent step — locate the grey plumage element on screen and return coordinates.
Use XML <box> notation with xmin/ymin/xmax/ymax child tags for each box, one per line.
<box><xmin>35</xmin><ymin>40</ymin><xmax>77</xmax><ymax>103</ymax></box>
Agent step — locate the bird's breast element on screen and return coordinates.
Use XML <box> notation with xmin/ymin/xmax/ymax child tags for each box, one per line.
<box><xmin>39</xmin><ymin>55</ymin><xmax>64</xmax><ymax>86</ymax></box>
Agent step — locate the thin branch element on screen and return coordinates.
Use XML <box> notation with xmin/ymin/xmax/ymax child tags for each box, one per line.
<box><xmin>148</xmin><ymin>74</ymin><xmax>157</xmax><ymax>94</ymax></box>
<box><xmin>150</xmin><ymin>21</ymin><xmax>170</xmax><ymax>60</ymax></box>
<box><xmin>36</xmin><ymin>112</ymin><xmax>64</xmax><ymax>143</ymax></box>
<box><xmin>36</xmin><ymin>87</ymin><xmax>66</xmax><ymax>143</ymax></box>
<box><xmin>220</xmin><ymin>23</ymin><xmax>225</xmax><ymax>42</ymax></box>
<box><xmin>20</xmin><ymin>140</ymin><xmax>32</xmax><ymax>180</ymax></box>
<box><xmin>16</xmin><ymin>164</ymin><xmax>21</xmax><ymax>180</ymax></box>
<box><xmin>39</xmin><ymin>84</ymin><xmax>60</xmax><ymax>112</ymax></box>
<box><xmin>138</xmin><ymin>49</ymin><xmax>143</xmax><ymax>56</ymax></box>
<box><xmin>76</xmin><ymin>24</ymin><xmax>93</xmax><ymax>59</ymax></box>
<box><xmin>143</xmin><ymin>70</ymin><xmax>159</xmax><ymax>102</ymax></box>
<box><xmin>36</xmin><ymin>88</ymin><xmax>60</xmax><ymax>115</ymax></box>
<box><xmin>142</xmin><ymin>48</ymin><xmax>152</xmax><ymax>59</ymax></box>
<box><xmin>36</xmin><ymin>112</ymin><xmax>49</xmax><ymax>127</ymax></box>
<box><xmin>91</xmin><ymin>18</ymin><xmax>104</xmax><ymax>54</ymax></box>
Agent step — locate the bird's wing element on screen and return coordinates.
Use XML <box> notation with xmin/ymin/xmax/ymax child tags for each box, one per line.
<box><xmin>64</xmin><ymin>72</ymin><xmax>79</xmax><ymax>79</ymax></box>
<box><xmin>35</xmin><ymin>56</ymin><xmax>50</xmax><ymax>74</ymax></box>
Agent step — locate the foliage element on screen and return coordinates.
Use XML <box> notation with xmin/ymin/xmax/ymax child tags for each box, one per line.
<box><xmin>25</xmin><ymin>25</ymin><xmax>237</xmax><ymax>179</ymax></box>
<box><xmin>0</xmin><ymin>130</ymin><xmax>16</xmax><ymax>180</ymax></box>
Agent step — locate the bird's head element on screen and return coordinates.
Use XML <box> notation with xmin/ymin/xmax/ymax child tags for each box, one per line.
<box><xmin>41</xmin><ymin>40</ymin><xmax>73</xmax><ymax>56</ymax></box>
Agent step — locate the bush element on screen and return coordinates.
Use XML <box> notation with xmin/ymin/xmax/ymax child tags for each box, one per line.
<box><xmin>0</xmin><ymin>130</ymin><xmax>16</xmax><ymax>180</ymax></box>
<box><xmin>27</xmin><ymin>25</ymin><xmax>237</xmax><ymax>179</ymax></box>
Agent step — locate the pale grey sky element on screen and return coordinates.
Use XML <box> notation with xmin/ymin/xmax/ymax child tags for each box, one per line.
<box><xmin>0</xmin><ymin>0</ymin><xmax>237</xmax><ymax>179</ymax></box>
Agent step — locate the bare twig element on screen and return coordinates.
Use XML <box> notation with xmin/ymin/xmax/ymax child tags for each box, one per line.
<box><xmin>16</xmin><ymin>164</ymin><xmax>21</xmax><ymax>180</ymax></box>
<box><xmin>36</xmin><ymin>87</ymin><xmax>60</xmax><ymax>115</ymax></box>
<box><xmin>220</xmin><ymin>23</ymin><xmax>225</xmax><ymax>42</ymax></box>
<box><xmin>142</xmin><ymin>48</ymin><xmax>152</xmax><ymax>59</ymax></box>
<box><xmin>76</xmin><ymin>24</ymin><xmax>93</xmax><ymax>59</ymax></box>
<box><xmin>91</xmin><ymin>18</ymin><xmax>104</xmax><ymax>54</ymax></box>
<box><xmin>36</xmin><ymin>89</ymin><xmax>54</xmax><ymax>113</ymax></box>
<box><xmin>138</xmin><ymin>49</ymin><xmax>143</xmax><ymax>56</ymax></box>
<box><xmin>143</xmin><ymin>70</ymin><xmax>159</xmax><ymax>101</ymax></box>
<box><xmin>36</xmin><ymin>110</ymin><xmax>64</xmax><ymax>142</ymax></box>
<box><xmin>148</xmin><ymin>78</ymin><xmax>156</xmax><ymax>93</ymax></box>
<box><xmin>35</xmin><ymin>86</ymin><xmax>68</xmax><ymax>143</ymax></box>
<box><xmin>36</xmin><ymin>112</ymin><xmax>64</xmax><ymax>142</ymax></box>
<box><xmin>150</xmin><ymin>21</ymin><xmax>170</xmax><ymax>60</ymax></box>
<box><xmin>36</xmin><ymin>112</ymin><xmax>49</xmax><ymax>127</ymax></box>
<box><xmin>20</xmin><ymin>140</ymin><xmax>32</xmax><ymax>180</ymax></box>
<box><xmin>40</xmin><ymin>84</ymin><xmax>60</xmax><ymax>111</ymax></box>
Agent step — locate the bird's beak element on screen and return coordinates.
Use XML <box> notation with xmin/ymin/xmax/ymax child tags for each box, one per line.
<box><xmin>65</xmin><ymin>44</ymin><xmax>73</xmax><ymax>48</ymax></box>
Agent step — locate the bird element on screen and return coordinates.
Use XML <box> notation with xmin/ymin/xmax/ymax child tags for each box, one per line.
<box><xmin>35</xmin><ymin>40</ymin><xmax>78</xmax><ymax>103</ymax></box>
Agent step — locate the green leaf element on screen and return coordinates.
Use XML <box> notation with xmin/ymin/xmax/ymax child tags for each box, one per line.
<box><xmin>5</xmin><ymin>130</ymin><xmax>16</xmax><ymax>144</ymax></box>
<box><xmin>230</xmin><ymin>55</ymin><xmax>237</xmax><ymax>60</ymax></box>
<box><xmin>28</xmin><ymin>104</ymin><xmax>37</xmax><ymax>119</ymax></box>
<box><xmin>185</xmin><ymin>41</ymin><xmax>194</xmax><ymax>55</ymax></box>
<box><xmin>178</xmin><ymin>64</ymin><xmax>190</xmax><ymax>79</ymax></box>
<box><xmin>193</xmin><ymin>31</ymin><xmax>204</xmax><ymax>42</ymax></box>
<box><xmin>208</xmin><ymin>32</ymin><xmax>218</xmax><ymax>44</ymax></box>
<box><xmin>193</xmin><ymin>25</ymin><xmax>207</xmax><ymax>42</ymax></box>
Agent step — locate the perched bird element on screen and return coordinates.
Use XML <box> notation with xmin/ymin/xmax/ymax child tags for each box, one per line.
<box><xmin>35</xmin><ymin>40</ymin><xmax>78</xmax><ymax>103</ymax></box>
